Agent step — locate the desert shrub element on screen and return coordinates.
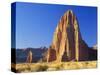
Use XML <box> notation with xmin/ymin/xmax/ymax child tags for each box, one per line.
<box><xmin>36</xmin><ymin>65</ymin><xmax>48</xmax><ymax>71</ymax></box>
<box><xmin>55</xmin><ymin>63</ymin><xmax>63</xmax><ymax>70</ymax></box>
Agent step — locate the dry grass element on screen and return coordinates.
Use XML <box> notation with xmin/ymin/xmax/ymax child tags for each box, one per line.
<box><xmin>12</xmin><ymin>61</ymin><xmax>97</xmax><ymax>73</ymax></box>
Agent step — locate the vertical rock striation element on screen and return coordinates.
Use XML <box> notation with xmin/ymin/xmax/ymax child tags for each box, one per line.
<box><xmin>45</xmin><ymin>10</ymin><xmax>89</xmax><ymax>62</ymax></box>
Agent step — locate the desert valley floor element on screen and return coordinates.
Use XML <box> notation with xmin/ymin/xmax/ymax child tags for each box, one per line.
<box><xmin>11</xmin><ymin>61</ymin><xmax>97</xmax><ymax>72</ymax></box>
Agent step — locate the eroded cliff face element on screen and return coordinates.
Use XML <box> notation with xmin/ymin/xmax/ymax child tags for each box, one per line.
<box><xmin>45</xmin><ymin>10</ymin><xmax>89</xmax><ymax>62</ymax></box>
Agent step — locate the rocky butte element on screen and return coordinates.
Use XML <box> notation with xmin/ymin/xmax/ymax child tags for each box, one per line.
<box><xmin>43</xmin><ymin>10</ymin><xmax>97</xmax><ymax>62</ymax></box>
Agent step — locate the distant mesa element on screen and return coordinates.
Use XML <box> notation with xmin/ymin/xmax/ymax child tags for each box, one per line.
<box><xmin>43</xmin><ymin>10</ymin><xmax>97</xmax><ymax>62</ymax></box>
<box><xmin>15</xmin><ymin>47</ymin><xmax>47</xmax><ymax>63</ymax></box>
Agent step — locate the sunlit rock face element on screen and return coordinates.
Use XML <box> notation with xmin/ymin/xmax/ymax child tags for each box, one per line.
<box><xmin>45</xmin><ymin>10</ymin><xmax>89</xmax><ymax>62</ymax></box>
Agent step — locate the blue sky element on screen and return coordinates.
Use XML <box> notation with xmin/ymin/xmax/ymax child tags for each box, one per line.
<box><xmin>14</xmin><ymin>2</ymin><xmax>97</xmax><ymax>48</ymax></box>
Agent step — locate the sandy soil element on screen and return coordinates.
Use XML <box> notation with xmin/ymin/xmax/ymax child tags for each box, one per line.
<box><xmin>11</xmin><ymin>61</ymin><xmax>97</xmax><ymax>73</ymax></box>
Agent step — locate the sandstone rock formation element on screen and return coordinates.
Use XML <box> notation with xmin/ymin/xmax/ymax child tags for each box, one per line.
<box><xmin>92</xmin><ymin>44</ymin><xmax>97</xmax><ymax>50</ymax></box>
<box><xmin>26</xmin><ymin>50</ymin><xmax>33</xmax><ymax>63</ymax></box>
<box><xmin>45</xmin><ymin>10</ymin><xmax>89</xmax><ymax>62</ymax></box>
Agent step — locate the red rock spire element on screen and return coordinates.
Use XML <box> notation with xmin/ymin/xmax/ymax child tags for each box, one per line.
<box><xmin>45</xmin><ymin>10</ymin><xmax>89</xmax><ymax>62</ymax></box>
